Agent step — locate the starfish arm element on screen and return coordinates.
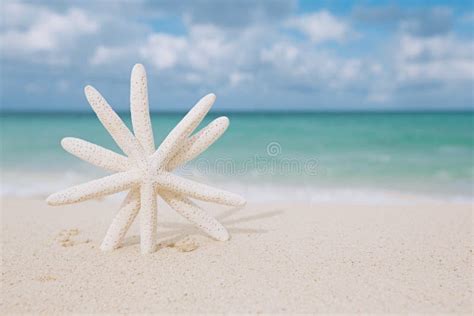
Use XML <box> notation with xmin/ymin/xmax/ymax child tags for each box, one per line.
<box><xmin>151</xmin><ymin>93</ymin><xmax>216</xmax><ymax>167</ymax></box>
<box><xmin>130</xmin><ymin>64</ymin><xmax>155</xmax><ymax>155</ymax></box>
<box><xmin>167</xmin><ymin>116</ymin><xmax>229</xmax><ymax>170</ymax></box>
<box><xmin>46</xmin><ymin>170</ymin><xmax>140</xmax><ymax>206</ymax></box>
<box><xmin>155</xmin><ymin>172</ymin><xmax>246</xmax><ymax>206</ymax></box>
<box><xmin>100</xmin><ymin>188</ymin><xmax>140</xmax><ymax>251</ymax></box>
<box><xmin>61</xmin><ymin>137</ymin><xmax>129</xmax><ymax>172</ymax></box>
<box><xmin>160</xmin><ymin>190</ymin><xmax>230</xmax><ymax>241</ymax></box>
<box><xmin>84</xmin><ymin>85</ymin><xmax>143</xmax><ymax>159</ymax></box>
<box><xmin>139</xmin><ymin>181</ymin><xmax>157</xmax><ymax>254</ymax></box>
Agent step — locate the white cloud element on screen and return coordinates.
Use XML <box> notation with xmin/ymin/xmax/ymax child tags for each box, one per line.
<box><xmin>285</xmin><ymin>10</ymin><xmax>350</xmax><ymax>43</ymax></box>
<box><xmin>339</xmin><ymin>59</ymin><xmax>363</xmax><ymax>81</ymax></box>
<box><xmin>2</xmin><ymin>1</ymin><xmax>473</xmax><ymax>110</ymax></box>
<box><xmin>139</xmin><ymin>24</ymin><xmax>239</xmax><ymax>72</ymax></box>
<box><xmin>261</xmin><ymin>41</ymin><xmax>299</xmax><ymax>64</ymax></box>
<box><xmin>186</xmin><ymin>24</ymin><xmax>236</xmax><ymax>69</ymax></box>
<box><xmin>1</xmin><ymin>2</ymin><xmax>98</xmax><ymax>60</ymax></box>
<box><xmin>183</xmin><ymin>72</ymin><xmax>202</xmax><ymax>84</ymax></box>
<box><xmin>139</xmin><ymin>33</ymin><xmax>187</xmax><ymax>70</ymax></box>
<box><xmin>396</xmin><ymin>34</ymin><xmax>474</xmax><ymax>82</ymax></box>
<box><xmin>364</xmin><ymin>32</ymin><xmax>474</xmax><ymax>104</ymax></box>
<box><xmin>137</xmin><ymin>23</ymin><xmax>253</xmax><ymax>89</ymax></box>
<box><xmin>229</xmin><ymin>71</ymin><xmax>252</xmax><ymax>87</ymax></box>
<box><xmin>89</xmin><ymin>45</ymin><xmax>130</xmax><ymax>66</ymax></box>
<box><xmin>88</xmin><ymin>22</ymin><xmax>244</xmax><ymax>89</ymax></box>
<box><xmin>261</xmin><ymin>41</ymin><xmax>368</xmax><ymax>89</ymax></box>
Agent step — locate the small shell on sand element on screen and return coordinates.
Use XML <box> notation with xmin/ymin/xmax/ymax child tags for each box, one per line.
<box><xmin>171</xmin><ymin>241</ymin><xmax>199</xmax><ymax>252</ymax></box>
<box><xmin>55</xmin><ymin>229</ymin><xmax>90</xmax><ymax>247</ymax></box>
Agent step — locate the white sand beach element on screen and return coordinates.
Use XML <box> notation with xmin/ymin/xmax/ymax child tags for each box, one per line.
<box><xmin>1</xmin><ymin>197</ymin><xmax>472</xmax><ymax>314</ymax></box>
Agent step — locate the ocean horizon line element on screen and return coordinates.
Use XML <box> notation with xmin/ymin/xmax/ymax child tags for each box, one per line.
<box><xmin>1</xmin><ymin>108</ymin><xmax>473</xmax><ymax>116</ymax></box>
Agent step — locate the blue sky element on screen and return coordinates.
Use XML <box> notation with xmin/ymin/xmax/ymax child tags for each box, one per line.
<box><xmin>1</xmin><ymin>0</ymin><xmax>473</xmax><ymax>112</ymax></box>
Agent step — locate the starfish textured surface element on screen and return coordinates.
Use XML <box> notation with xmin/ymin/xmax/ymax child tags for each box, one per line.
<box><xmin>46</xmin><ymin>64</ymin><xmax>246</xmax><ymax>254</ymax></box>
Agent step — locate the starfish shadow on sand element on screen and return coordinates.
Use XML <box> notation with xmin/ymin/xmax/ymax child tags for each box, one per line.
<box><xmin>120</xmin><ymin>207</ymin><xmax>284</xmax><ymax>251</ymax></box>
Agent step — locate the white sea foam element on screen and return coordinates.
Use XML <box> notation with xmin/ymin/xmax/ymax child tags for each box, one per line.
<box><xmin>220</xmin><ymin>182</ymin><xmax>473</xmax><ymax>205</ymax></box>
<box><xmin>1</xmin><ymin>169</ymin><xmax>472</xmax><ymax>206</ymax></box>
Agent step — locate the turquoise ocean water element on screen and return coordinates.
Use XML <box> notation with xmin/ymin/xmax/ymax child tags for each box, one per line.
<box><xmin>1</xmin><ymin>112</ymin><xmax>473</xmax><ymax>203</ymax></box>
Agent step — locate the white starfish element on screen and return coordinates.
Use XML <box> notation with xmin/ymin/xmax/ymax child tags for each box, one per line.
<box><xmin>46</xmin><ymin>64</ymin><xmax>246</xmax><ymax>254</ymax></box>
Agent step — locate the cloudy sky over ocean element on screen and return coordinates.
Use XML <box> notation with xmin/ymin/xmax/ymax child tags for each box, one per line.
<box><xmin>1</xmin><ymin>0</ymin><xmax>473</xmax><ymax>111</ymax></box>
